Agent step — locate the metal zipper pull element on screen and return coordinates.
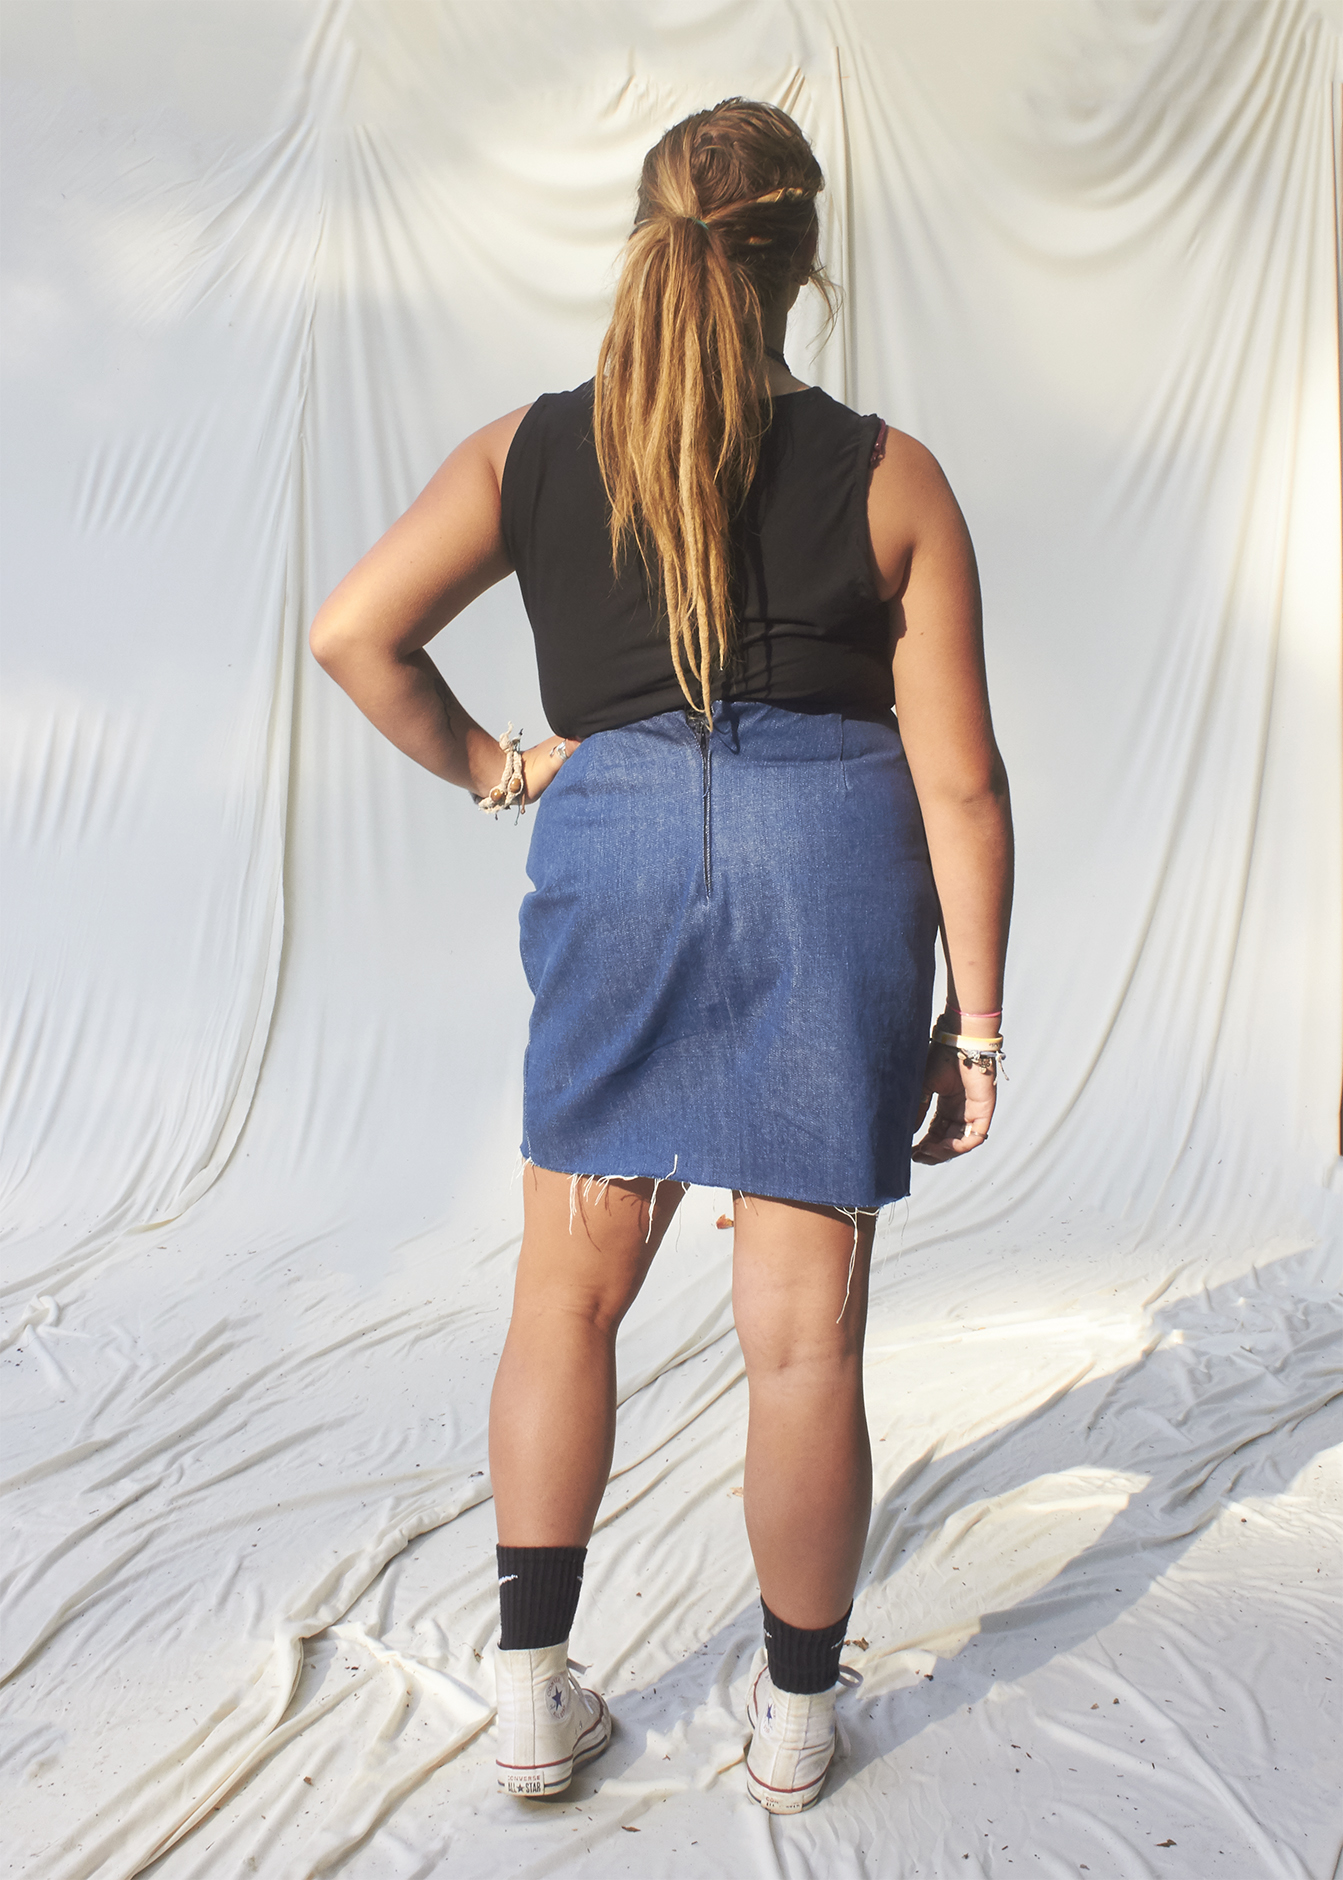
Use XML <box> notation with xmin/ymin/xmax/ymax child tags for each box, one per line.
<box><xmin>690</xmin><ymin>712</ymin><xmax>713</xmax><ymax>895</ymax></box>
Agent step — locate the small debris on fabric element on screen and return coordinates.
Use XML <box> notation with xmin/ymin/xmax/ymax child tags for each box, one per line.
<box><xmin>845</xmin><ymin>1636</ymin><xmax>869</xmax><ymax>1650</ymax></box>
<box><xmin>729</xmin><ymin>1486</ymin><xmax>744</xmax><ymax>1496</ymax></box>
<box><xmin>622</xmin><ymin>1824</ymin><xmax>640</xmax><ymax>1831</ymax></box>
<box><xmin>716</xmin><ymin>1214</ymin><xmax>734</xmax><ymax>1229</ymax></box>
<box><xmin>1157</xmin><ymin>1840</ymin><xmax>1176</xmax><ymax>1848</ymax></box>
<box><xmin>1113</xmin><ymin>1698</ymin><xmax>1119</xmax><ymax>1704</ymax></box>
<box><xmin>303</xmin><ymin>1776</ymin><xmax>313</xmax><ymax>1785</ymax></box>
<box><xmin>1091</xmin><ymin>1702</ymin><xmax>1099</xmax><ymax>1709</ymax></box>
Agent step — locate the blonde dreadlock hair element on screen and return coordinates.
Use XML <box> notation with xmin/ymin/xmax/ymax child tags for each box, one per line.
<box><xmin>593</xmin><ymin>99</ymin><xmax>836</xmax><ymax>716</ymax></box>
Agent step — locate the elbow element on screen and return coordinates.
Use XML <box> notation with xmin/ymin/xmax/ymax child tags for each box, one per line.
<box><xmin>941</xmin><ymin>760</ymin><xmax>1011</xmax><ymax>812</ymax></box>
<box><xmin>918</xmin><ymin>755</ymin><xmax>1012</xmax><ymax>820</ymax></box>
<box><xmin>984</xmin><ymin>754</ymin><xmax>1011</xmax><ymax>806</ymax></box>
<box><xmin>308</xmin><ymin>603</ymin><xmax>349</xmax><ymax>674</ymax></box>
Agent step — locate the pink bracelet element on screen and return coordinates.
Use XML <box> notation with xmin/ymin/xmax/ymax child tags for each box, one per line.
<box><xmin>951</xmin><ymin>1006</ymin><xmax>1003</xmax><ymax>1020</ymax></box>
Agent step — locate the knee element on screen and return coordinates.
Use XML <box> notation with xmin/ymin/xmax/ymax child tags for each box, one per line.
<box><xmin>737</xmin><ymin>1319</ymin><xmax>866</xmax><ymax>1388</ymax></box>
<box><xmin>511</xmin><ymin>1278</ymin><xmax>639</xmax><ymax>1341</ymax></box>
<box><xmin>734</xmin><ymin>1271</ymin><xmax>869</xmax><ymax>1379</ymax></box>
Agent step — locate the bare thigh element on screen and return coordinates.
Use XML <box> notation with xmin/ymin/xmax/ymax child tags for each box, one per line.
<box><xmin>730</xmin><ymin>1193</ymin><xmax>875</xmax><ymax>1359</ymax></box>
<box><xmin>512</xmin><ymin>1163</ymin><xmax>688</xmax><ymax>1323</ymax></box>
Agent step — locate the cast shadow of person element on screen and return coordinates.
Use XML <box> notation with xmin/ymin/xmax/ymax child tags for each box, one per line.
<box><xmin>574</xmin><ymin>1242</ymin><xmax>1337</xmax><ymax>1800</ymax></box>
<box><xmin>828</xmin><ymin>1240</ymin><xmax>1340</xmax><ymax>1788</ymax></box>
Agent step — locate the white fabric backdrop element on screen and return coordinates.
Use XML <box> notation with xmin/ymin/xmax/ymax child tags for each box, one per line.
<box><xmin>3</xmin><ymin>2</ymin><xmax>1341</xmax><ymax>1875</ymax></box>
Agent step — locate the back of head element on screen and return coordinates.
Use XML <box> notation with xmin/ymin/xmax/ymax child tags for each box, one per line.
<box><xmin>594</xmin><ymin>99</ymin><xmax>833</xmax><ymax>716</ymax></box>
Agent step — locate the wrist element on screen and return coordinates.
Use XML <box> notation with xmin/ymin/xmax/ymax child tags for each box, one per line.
<box><xmin>930</xmin><ymin>1024</ymin><xmax>1008</xmax><ymax>1081</ymax></box>
<box><xmin>465</xmin><ymin>724</ymin><xmax>505</xmax><ymax>797</ymax></box>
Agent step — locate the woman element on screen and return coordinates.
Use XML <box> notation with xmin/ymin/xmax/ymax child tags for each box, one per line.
<box><xmin>310</xmin><ymin>98</ymin><xmax>1012</xmax><ymax>1814</ymax></box>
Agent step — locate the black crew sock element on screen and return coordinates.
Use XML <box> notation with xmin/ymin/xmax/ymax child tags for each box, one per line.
<box><xmin>761</xmin><ymin>1598</ymin><xmax>852</xmax><ymax>1695</ymax></box>
<box><xmin>497</xmin><ymin>1545</ymin><xmax>587</xmax><ymax>1650</ymax></box>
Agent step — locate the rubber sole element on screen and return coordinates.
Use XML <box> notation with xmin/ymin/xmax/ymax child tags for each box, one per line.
<box><xmin>497</xmin><ymin>1694</ymin><xmax>612</xmax><ymax>1797</ymax></box>
<box><xmin>745</xmin><ymin>1680</ymin><xmax>834</xmax><ymax>1813</ymax></box>
<box><xmin>744</xmin><ymin>1756</ymin><xmax>832</xmax><ymax>1813</ymax></box>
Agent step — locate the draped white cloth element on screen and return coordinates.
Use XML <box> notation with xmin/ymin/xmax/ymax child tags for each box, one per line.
<box><xmin>3</xmin><ymin>2</ymin><xmax>1340</xmax><ymax>1874</ymax></box>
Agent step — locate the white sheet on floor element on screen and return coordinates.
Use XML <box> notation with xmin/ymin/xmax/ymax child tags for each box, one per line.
<box><xmin>2</xmin><ymin>2</ymin><xmax>1340</xmax><ymax>1875</ymax></box>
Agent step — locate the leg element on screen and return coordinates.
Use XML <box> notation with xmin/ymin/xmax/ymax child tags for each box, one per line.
<box><xmin>490</xmin><ymin>1163</ymin><xmax>683</xmax><ymax>1798</ymax></box>
<box><xmin>731</xmin><ymin>1194</ymin><xmax>876</xmax><ymax>1629</ymax></box>
<box><xmin>489</xmin><ymin>1162</ymin><xmax>685</xmax><ymax>1546</ymax></box>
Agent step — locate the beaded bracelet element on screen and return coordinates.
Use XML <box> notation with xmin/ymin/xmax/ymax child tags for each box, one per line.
<box><xmin>476</xmin><ymin>723</ymin><xmax>526</xmax><ymax>820</ymax></box>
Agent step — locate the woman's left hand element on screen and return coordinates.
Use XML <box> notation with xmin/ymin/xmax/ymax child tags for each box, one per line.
<box><xmin>911</xmin><ymin>1043</ymin><xmax>997</xmax><ymax>1163</ymax></box>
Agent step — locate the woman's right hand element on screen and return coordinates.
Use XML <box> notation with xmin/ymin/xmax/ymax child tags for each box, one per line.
<box><xmin>911</xmin><ymin>1043</ymin><xmax>997</xmax><ymax>1164</ymax></box>
<box><xmin>467</xmin><ymin>726</ymin><xmax>582</xmax><ymax>805</ymax></box>
<box><xmin>521</xmin><ymin>735</ymin><xmax>582</xmax><ymax>803</ymax></box>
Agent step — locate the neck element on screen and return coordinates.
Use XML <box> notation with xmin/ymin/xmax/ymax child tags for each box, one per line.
<box><xmin>760</xmin><ymin>307</ymin><xmax>807</xmax><ymax>396</ymax></box>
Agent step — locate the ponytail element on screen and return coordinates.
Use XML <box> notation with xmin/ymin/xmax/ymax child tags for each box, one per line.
<box><xmin>594</xmin><ymin>101</ymin><xmax>832</xmax><ymax>717</ymax></box>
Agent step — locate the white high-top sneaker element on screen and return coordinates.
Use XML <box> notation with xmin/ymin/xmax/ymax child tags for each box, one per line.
<box><xmin>495</xmin><ymin>1641</ymin><xmax>612</xmax><ymax>1797</ymax></box>
<box><xmin>745</xmin><ymin>1651</ymin><xmax>857</xmax><ymax>1813</ymax></box>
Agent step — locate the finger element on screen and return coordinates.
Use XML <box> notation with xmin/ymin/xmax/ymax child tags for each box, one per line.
<box><xmin>913</xmin><ymin>1104</ymin><xmax>990</xmax><ymax>1163</ymax></box>
<box><xmin>913</xmin><ymin>1100</ymin><xmax>959</xmax><ymax>1162</ymax></box>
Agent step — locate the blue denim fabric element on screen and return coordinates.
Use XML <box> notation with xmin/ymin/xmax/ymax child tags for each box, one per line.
<box><xmin>518</xmin><ymin>701</ymin><xmax>938</xmax><ymax>1208</ymax></box>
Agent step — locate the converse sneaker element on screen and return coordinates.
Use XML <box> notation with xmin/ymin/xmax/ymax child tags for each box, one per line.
<box><xmin>744</xmin><ymin>1651</ymin><xmax>859</xmax><ymax>1813</ymax></box>
<box><xmin>495</xmin><ymin>1641</ymin><xmax>612</xmax><ymax>1797</ymax></box>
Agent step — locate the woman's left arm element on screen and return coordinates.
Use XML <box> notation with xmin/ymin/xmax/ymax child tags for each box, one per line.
<box><xmin>309</xmin><ymin>407</ymin><xmax>566</xmax><ymax>799</ymax></box>
<box><xmin>867</xmin><ymin>428</ymin><xmax>1014</xmax><ymax>1163</ymax></box>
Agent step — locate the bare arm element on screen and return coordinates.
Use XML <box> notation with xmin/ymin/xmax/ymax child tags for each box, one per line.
<box><xmin>868</xmin><ymin>431</ymin><xmax>1014</xmax><ymax>1162</ymax></box>
<box><xmin>308</xmin><ymin>406</ymin><xmax>573</xmax><ymax>799</ymax></box>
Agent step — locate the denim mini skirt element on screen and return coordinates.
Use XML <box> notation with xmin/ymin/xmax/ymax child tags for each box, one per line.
<box><xmin>518</xmin><ymin>701</ymin><xmax>938</xmax><ymax>1209</ymax></box>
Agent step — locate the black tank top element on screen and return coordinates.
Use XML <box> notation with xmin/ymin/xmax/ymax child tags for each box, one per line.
<box><xmin>500</xmin><ymin>380</ymin><xmax>893</xmax><ymax>740</ymax></box>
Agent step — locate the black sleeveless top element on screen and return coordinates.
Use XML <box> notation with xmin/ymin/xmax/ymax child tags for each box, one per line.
<box><xmin>500</xmin><ymin>380</ymin><xmax>894</xmax><ymax>740</ymax></box>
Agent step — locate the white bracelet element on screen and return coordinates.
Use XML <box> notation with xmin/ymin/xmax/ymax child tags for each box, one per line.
<box><xmin>477</xmin><ymin>723</ymin><xmax>526</xmax><ymax>820</ymax></box>
<box><xmin>930</xmin><ymin>1027</ymin><xmax>1008</xmax><ymax>1080</ymax></box>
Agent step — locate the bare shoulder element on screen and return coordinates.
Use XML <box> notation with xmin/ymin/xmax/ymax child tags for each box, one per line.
<box><xmin>867</xmin><ymin>426</ymin><xmax>973</xmax><ymax>601</ymax></box>
<box><xmin>469</xmin><ymin>403</ymin><xmax>533</xmax><ymax>485</ymax></box>
<box><xmin>404</xmin><ymin>402</ymin><xmax>532</xmax><ymax>520</ymax></box>
<box><xmin>423</xmin><ymin>402</ymin><xmax>534</xmax><ymax>492</ymax></box>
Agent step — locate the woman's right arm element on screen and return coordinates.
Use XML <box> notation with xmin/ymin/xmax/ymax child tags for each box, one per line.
<box><xmin>309</xmin><ymin>406</ymin><xmax>570</xmax><ymax>800</ymax></box>
<box><xmin>868</xmin><ymin>431</ymin><xmax>1015</xmax><ymax>1162</ymax></box>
